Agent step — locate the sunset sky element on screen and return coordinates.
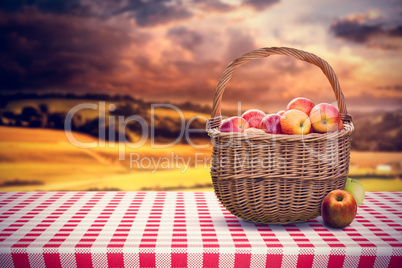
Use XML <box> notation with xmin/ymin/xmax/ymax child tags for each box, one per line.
<box><xmin>1</xmin><ymin>0</ymin><xmax>401</xmax><ymax>113</ymax></box>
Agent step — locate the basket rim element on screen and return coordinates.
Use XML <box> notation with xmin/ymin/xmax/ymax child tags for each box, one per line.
<box><xmin>207</xmin><ymin>119</ymin><xmax>354</xmax><ymax>141</ymax></box>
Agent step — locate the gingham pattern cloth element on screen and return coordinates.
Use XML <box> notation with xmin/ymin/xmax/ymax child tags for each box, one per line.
<box><xmin>0</xmin><ymin>191</ymin><xmax>401</xmax><ymax>268</ymax></box>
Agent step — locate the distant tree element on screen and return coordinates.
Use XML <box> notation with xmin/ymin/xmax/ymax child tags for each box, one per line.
<box><xmin>82</xmin><ymin>93</ymin><xmax>110</xmax><ymax>100</ymax></box>
<box><xmin>47</xmin><ymin>112</ymin><xmax>66</xmax><ymax>129</ymax></box>
<box><xmin>27</xmin><ymin>113</ymin><xmax>47</xmax><ymax>128</ymax></box>
<box><xmin>186</xmin><ymin>118</ymin><xmax>208</xmax><ymax>139</ymax></box>
<box><xmin>28</xmin><ymin>118</ymin><xmax>45</xmax><ymax>128</ymax></box>
<box><xmin>178</xmin><ymin>101</ymin><xmax>211</xmax><ymax>114</ymax></box>
<box><xmin>45</xmin><ymin>110</ymin><xmax>82</xmax><ymax>130</ymax></box>
<box><xmin>123</xmin><ymin>94</ymin><xmax>136</xmax><ymax>102</ymax></box>
<box><xmin>0</xmin><ymin>179</ymin><xmax>43</xmax><ymax>187</ymax></box>
<box><xmin>151</xmin><ymin>117</ymin><xmax>183</xmax><ymax>139</ymax></box>
<box><xmin>20</xmin><ymin>106</ymin><xmax>40</xmax><ymax>121</ymax></box>
<box><xmin>65</xmin><ymin>93</ymin><xmax>77</xmax><ymax>99</ymax></box>
<box><xmin>351</xmin><ymin>110</ymin><xmax>402</xmax><ymax>151</ymax></box>
<box><xmin>0</xmin><ymin>98</ymin><xmax>7</xmax><ymax>109</ymax></box>
<box><xmin>110</xmin><ymin>103</ymin><xmax>146</xmax><ymax>117</ymax></box>
<box><xmin>39</xmin><ymin>103</ymin><xmax>49</xmax><ymax>114</ymax></box>
<box><xmin>2</xmin><ymin>111</ymin><xmax>15</xmax><ymax>119</ymax></box>
<box><xmin>68</xmin><ymin>113</ymin><xmax>83</xmax><ymax>131</ymax></box>
<box><xmin>78</xmin><ymin>117</ymin><xmax>99</xmax><ymax>137</ymax></box>
<box><xmin>78</xmin><ymin>117</ymin><xmax>128</xmax><ymax>141</ymax></box>
<box><xmin>106</xmin><ymin>124</ymin><xmax>127</xmax><ymax>142</ymax></box>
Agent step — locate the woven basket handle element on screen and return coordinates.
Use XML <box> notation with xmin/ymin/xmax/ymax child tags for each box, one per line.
<box><xmin>211</xmin><ymin>47</ymin><xmax>348</xmax><ymax>118</ymax></box>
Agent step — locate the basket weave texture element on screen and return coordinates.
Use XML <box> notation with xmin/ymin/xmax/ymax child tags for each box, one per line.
<box><xmin>206</xmin><ymin>47</ymin><xmax>354</xmax><ymax>225</ymax></box>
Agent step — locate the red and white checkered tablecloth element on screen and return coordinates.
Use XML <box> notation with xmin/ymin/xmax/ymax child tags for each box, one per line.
<box><xmin>0</xmin><ymin>191</ymin><xmax>401</xmax><ymax>268</ymax></box>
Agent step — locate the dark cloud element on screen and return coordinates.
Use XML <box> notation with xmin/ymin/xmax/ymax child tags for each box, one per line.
<box><xmin>0</xmin><ymin>0</ymin><xmax>91</xmax><ymax>16</ymax></box>
<box><xmin>376</xmin><ymin>85</ymin><xmax>402</xmax><ymax>91</ymax></box>
<box><xmin>135</xmin><ymin>4</ymin><xmax>192</xmax><ymax>27</ymax></box>
<box><xmin>0</xmin><ymin>8</ymin><xmax>222</xmax><ymax>102</ymax></box>
<box><xmin>389</xmin><ymin>25</ymin><xmax>402</xmax><ymax>37</ymax></box>
<box><xmin>0</xmin><ymin>0</ymin><xmax>277</xmax><ymax>29</ymax></box>
<box><xmin>108</xmin><ymin>0</ymin><xmax>193</xmax><ymax>27</ymax></box>
<box><xmin>330</xmin><ymin>17</ymin><xmax>402</xmax><ymax>49</ymax></box>
<box><xmin>0</xmin><ymin>5</ymin><xmax>217</xmax><ymax>101</ymax></box>
<box><xmin>0</xmin><ymin>0</ymin><xmax>194</xmax><ymax>28</ymax></box>
<box><xmin>242</xmin><ymin>0</ymin><xmax>279</xmax><ymax>11</ymax></box>
<box><xmin>0</xmin><ymin>11</ymin><xmax>147</xmax><ymax>92</ymax></box>
<box><xmin>193</xmin><ymin>0</ymin><xmax>235</xmax><ymax>13</ymax></box>
<box><xmin>167</xmin><ymin>27</ymin><xmax>203</xmax><ymax>51</ymax></box>
<box><xmin>330</xmin><ymin>20</ymin><xmax>383</xmax><ymax>43</ymax></box>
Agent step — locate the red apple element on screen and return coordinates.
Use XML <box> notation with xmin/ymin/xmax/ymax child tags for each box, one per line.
<box><xmin>277</xmin><ymin>110</ymin><xmax>285</xmax><ymax>116</ymax></box>
<box><xmin>259</xmin><ymin>114</ymin><xmax>282</xmax><ymax>134</ymax></box>
<box><xmin>242</xmin><ymin>109</ymin><xmax>266</xmax><ymax>128</ymax></box>
<box><xmin>280</xmin><ymin>110</ymin><xmax>311</xmax><ymax>135</ymax></box>
<box><xmin>309</xmin><ymin>103</ymin><xmax>340</xmax><ymax>133</ymax></box>
<box><xmin>244</xmin><ymin>127</ymin><xmax>265</xmax><ymax>134</ymax></box>
<box><xmin>321</xmin><ymin>190</ymin><xmax>357</xmax><ymax>229</ymax></box>
<box><xmin>220</xmin><ymin>117</ymin><xmax>249</xmax><ymax>133</ymax></box>
<box><xmin>339</xmin><ymin>120</ymin><xmax>344</xmax><ymax>131</ymax></box>
<box><xmin>286</xmin><ymin>97</ymin><xmax>315</xmax><ymax>115</ymax></box>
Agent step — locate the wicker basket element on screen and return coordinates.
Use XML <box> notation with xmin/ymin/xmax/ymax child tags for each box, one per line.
<box><xmin>206</xmin><ymin>47</ymin><xmax>354</xmax><ymax>225</ymax></box>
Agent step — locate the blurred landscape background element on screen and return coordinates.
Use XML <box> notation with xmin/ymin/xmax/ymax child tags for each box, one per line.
<box><xmin>0</xmin><ymin>0</ymin><xmax>401</xmax><ymax>191</ymax></box>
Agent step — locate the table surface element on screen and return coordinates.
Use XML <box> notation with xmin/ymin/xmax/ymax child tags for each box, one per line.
<box><xmin>0</xmin><ymin>191</ymin><xmax>401</xmax><ymax>268</ymax></box>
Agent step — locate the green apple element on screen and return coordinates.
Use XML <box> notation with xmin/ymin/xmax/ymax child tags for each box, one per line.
<box><xmin>344</xmin><ymin>178</ymin><xmax>365</xmax><ymax>206</ymax></box>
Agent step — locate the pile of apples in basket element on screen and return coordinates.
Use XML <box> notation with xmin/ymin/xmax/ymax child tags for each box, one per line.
<box><xmin>219</xmin><ymin>97</ymin><xmax>365</xmax><ymax>228</ymax></box>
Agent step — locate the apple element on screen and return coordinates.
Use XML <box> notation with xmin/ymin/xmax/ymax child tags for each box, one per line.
<box><xmin>259</xmin><ymin>114</ymin><xmax>282</xmax><ymax>134</ymax></box>
<box><xmin>321</xmin><ymin>190</ymin><xmax>357</xmax><ymax>229</ymax></box>
<box><xmin>242</xmin><ymin>109</ymin><xmax>266</xmax><ymax>128</ymax></box>
<box><xmin>280</xmin><ymin>110</ymin><xmax>311</xmax><ymax>135</ymax></box>
<box><xmin>286</xmin><ymin>97</ymin><xmax>315</xmax><ymax>116</ymax></box>
<box><xmin>244</xmin><ymin>127</ymin><xmax>265</xmax><ymax>134</ymax></box>
<box><xmin>220</xmin><ymin>117</ymin><xmax>249</xmax><ymax>133</ymax></box>
<box><xmin>344</xmin><ymin>178</ymin><xmax>365</xmax><ymax>206</ymax></box>
<box><xmin>277</xmin><ymin>110</ymin><xmax>285</xmax><ymax>116</ymax></box>
<box><xmin>339</xmin><ymin>120</ymin><xmax>344</xmax><ymax>131</ymax></box>
<box><xmin>309</xmin><ymin>103</ymin><xmax>340</xmax><ymax>133</ymax></box>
